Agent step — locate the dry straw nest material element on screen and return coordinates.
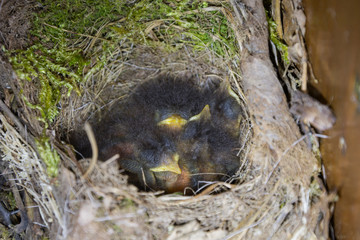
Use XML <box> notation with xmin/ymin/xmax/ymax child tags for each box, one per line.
<box><xmin>0</xmin><ymin>0</ymin><xmax>333</xmax><ymax>239</ymax></box>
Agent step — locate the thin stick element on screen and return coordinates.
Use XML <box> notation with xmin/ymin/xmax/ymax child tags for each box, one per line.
<box><xmin>0</xmin><ymin>100</ymin><xmax>37</xmax><ymax>150</ymax></box>
<box><xmin>9</xmin><ymin>176</ymin><xmax>29</xmax><ymax>233</ymax></box>
<box><xmin>101</xmin><ymin>154</ymin><xmax>120</xmax><ymax>167</ymax></box>
<box><xmin>43</xmin><ymin>22</ymin><xmax>110</xmax><ymax>42</ymax></box>
<box><xmin>82</xmin><ymin>122</ymin><xmax>98</xmax><ymax>178</ymax></box>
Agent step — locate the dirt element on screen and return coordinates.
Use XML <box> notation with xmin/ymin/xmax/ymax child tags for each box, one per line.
<box><xmin>0</xmin><ymin>0</ymin><xmax>35</xmax><ymax>99</ymax></box>
<box><xmin>0</xmin><ymin>0</ymin><xmax>35</xmax><ymax>50</ymax></box>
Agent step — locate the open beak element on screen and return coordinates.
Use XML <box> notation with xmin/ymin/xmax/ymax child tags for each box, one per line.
<box><xmin>150</xmin><ymin>153</ymin><xmax>182</xmax><ymax>174</ymax></box>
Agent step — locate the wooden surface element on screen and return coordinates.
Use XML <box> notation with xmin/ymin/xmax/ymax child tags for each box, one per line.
<box><xmin>304</xmin><ymin>1</ymin><xmax>360</xmax><ymax>239</ymax></box>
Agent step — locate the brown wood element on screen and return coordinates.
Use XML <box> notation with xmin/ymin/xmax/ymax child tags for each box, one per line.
<box><xmin>304</xmin><ymin>1</ymin><xmax>360</xmax><ymax>239</ymax></box>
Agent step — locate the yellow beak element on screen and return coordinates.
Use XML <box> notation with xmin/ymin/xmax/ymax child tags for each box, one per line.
<box><xmin>150</xmin><ymin>153</ymin><xmax>182</xmax><ymax>174</ymax></box>
<box><xmin>189</xmin><ymin>105</ymin><xmax>211</xmax><ymax>122</ymax></box>
<box><xmin>227</xmin><ymin>85</ymin><xmax>241</xmax><ymax>104</ymax></box>
<box><xmin>157</xmin><ymin>114</ymin><xmax>188</xmax><ymax>130</ymax></box>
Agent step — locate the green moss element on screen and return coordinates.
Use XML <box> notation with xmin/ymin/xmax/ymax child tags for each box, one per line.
<box><xmin>9</xmin><ymin>43</ymin><xmax>85</xmax><ymax>126</ymax></box>
<box><xmin>120</xmin><ymin>198</ymin><xmax>135</xmax><ymax>209</ymax></box>
<box><xmin>112</xmin><ymin>0</ymin><xmax>237</xmax><ymax>56</ymax></box>
<box><xmin>266</xmin><ymin>13</ymin><xmax>289</xmax><ymax>65</ymax></box>
<box><xmin>111</xmin><ymin>224</ymin><xmax>123</xmax><ymax>234</ymax></box>
<box><xmin>0</xmin><ymin>224</ymin><xmax>13</xmax><ymax>239</ymax></box>
<box><xmin>8</xmin><ymin>0</ymin><xmax>125</xmax><ymax>128</ymax></box>
<box><xmin>6</xmin><ymin>0</ymin><xmax>121</xmax><ymax>178</ymax></box>
<box><xmin>0</xmin><ymin>192</ymin><xmax>16</xmax><ymax>239</ymax></box>
<box><xmin>309</xmin><ymin>178</ymin><xmax>322</xmax><ymax>200</ymax></box>
<box><xmin>32</xmin><ymin>0</ymin><xmax>125</xmax><ymax>42</ymax></box>
<box><xmin>279</xmin><ymin>200</ymin><xmax>286</xmax><ymax>209</ymax></box>
<box><xmin>0</xmin><ymin>191</ymin><xmax>17</xmax><ymax>213</ymax></box>
<box><xmin>36</xmin><ymin>137</ymin><xmax>61</xmax><ymax>178</ymax></box>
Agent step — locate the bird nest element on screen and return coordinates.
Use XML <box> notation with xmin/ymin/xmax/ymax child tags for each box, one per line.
<box><xmin>0</xmin><ymin>0</ymin><xmax>333</xmax><ymax>239</ymax></box>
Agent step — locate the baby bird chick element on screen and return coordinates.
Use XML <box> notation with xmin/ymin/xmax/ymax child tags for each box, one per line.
<box><xmin>71</xmin><ymin>76</ymin><xmax>243</xmax><ymax>193</ymax></box>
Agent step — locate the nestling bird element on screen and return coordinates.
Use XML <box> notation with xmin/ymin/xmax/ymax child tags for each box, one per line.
<box><xmin>71</xmin><ymin>76</ymin><xmax>243</xmax><ymax>193</ymax></box>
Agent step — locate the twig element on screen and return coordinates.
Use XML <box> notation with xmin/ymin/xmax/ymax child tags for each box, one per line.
<box><xmin>171</xmin><ymin>182</ymin><xmax>233</xmax><ymax>204</ymax></box>
<box><xmin>101</xmin><ymin>153</ymin><xmax>120</xmax><ymax>167</ymax></box>
<box><xmin>9</xmin><ymin>176</ymin><xmax>29</xmax><ymax>233</ymax></box>
<box><xmin>43</xmin><ymin>22</ymin><xmax>110</xmax><ymax>42</ymax></box>
<box><xmin>274</xmin><ymin>0</ymin><xmax>283</xmax><ymax>39</ymax></box>
<box><xmin>230</xmin><ymin>0</ymin><xmax>244</xmax><ymax>25</ymax></box>
<box><xmin>82</xmin><ymin>122</ymin><xmax>98</xmax><ymax>178</ymax></box>
<box><xmin>182</xmin><ymin>6</ymin><xmax>223</xmax><ymax>15</ymax></box>
<box><xmin>0</xmin><ymin>99</ymin><xmax>37</xmax><ymax>150</ymax></box>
